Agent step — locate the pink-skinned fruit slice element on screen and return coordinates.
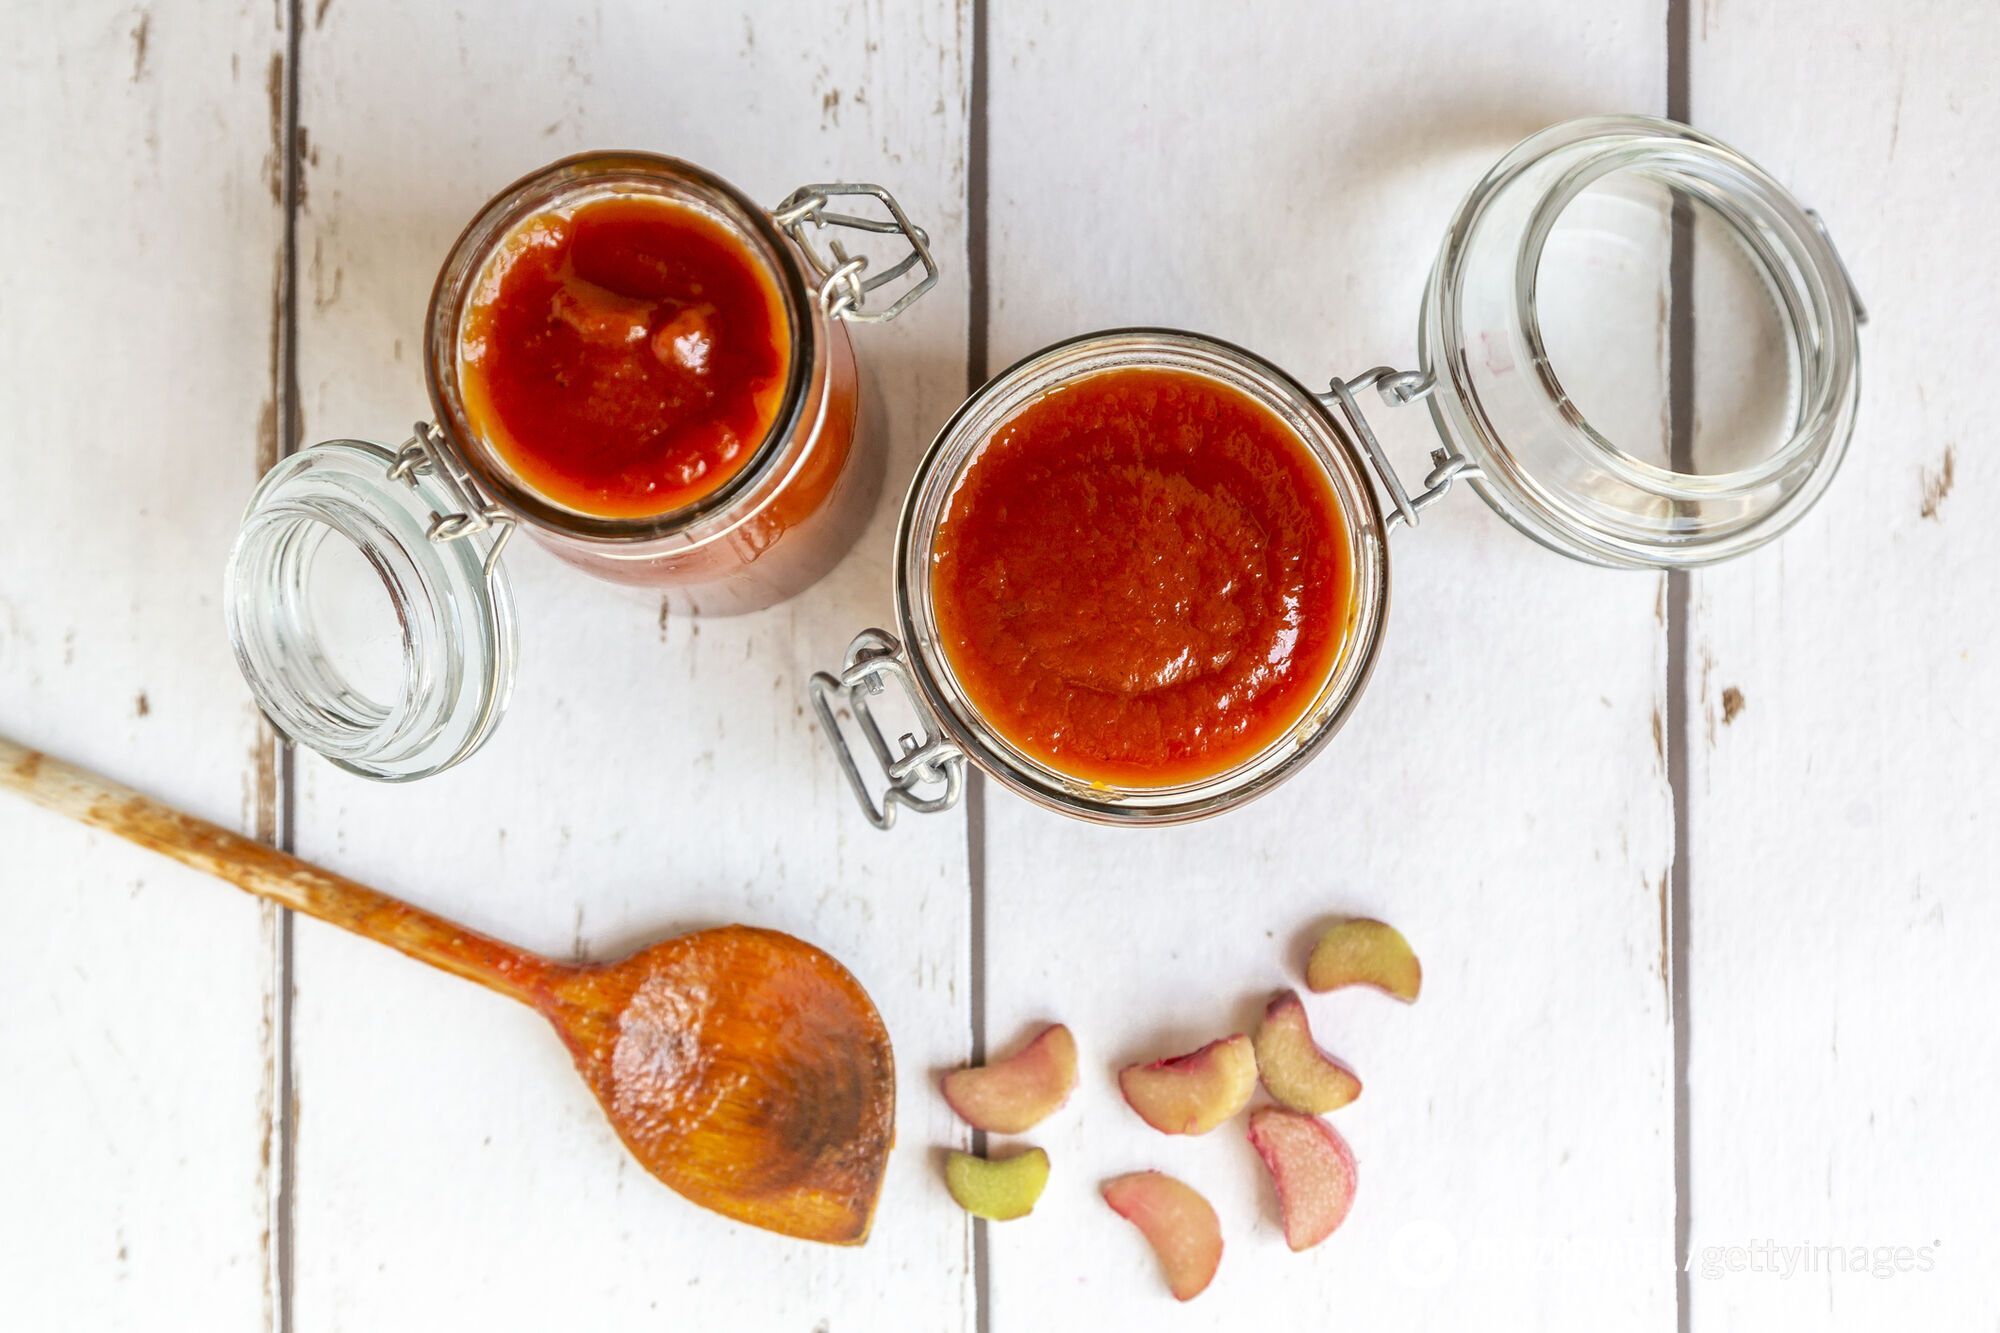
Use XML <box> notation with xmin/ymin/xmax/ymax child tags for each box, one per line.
<box><xmin>1101</xmin><ymin>1170</ymin><xmax>1223</xmax><ymax>1301</ymax></box>
<box><xmin>942</xmin><ymin>1023</ymin><xmax>1078</xmax><ymax>1134</ymax></box>
<box><xmin>1253</xmin><ymin>990</ymin><xmax>1361</xmax><ymax>1114</ymax></box>
<box><xmin>1118</xmin><ymin>1034</ymin><xmax>1256</xmax><ymax>1135</ymax></box>
<box><xmin>1247</xmin><ymin>1106</ymin><xmax>1358</xmax><ymax>1250</ymax></box>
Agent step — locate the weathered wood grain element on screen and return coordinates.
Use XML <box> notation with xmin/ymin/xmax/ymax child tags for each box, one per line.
<box><xmin>0</xmin><ymin>0</ymin><xmax>289</xmax><ymax>1326</ymax></box>
<box><xmin>978</xmin><ymin>5</ymin><xmax>1680</xmax><ymax>1327</ymax></box>
<box><xmin>9</xmin><ymin>3</ymin><xmax>1998</xmax><ymax>1329</ymax></box>
<box><xmin>287</xmin><ymin>1</ymin><xmax>974</xmax><ymax>1327</ymax></box>
<box><xmin>1686</xmin><ymin>3</ymin><xmax>2000</xmax><ymax>1325</ymax></box>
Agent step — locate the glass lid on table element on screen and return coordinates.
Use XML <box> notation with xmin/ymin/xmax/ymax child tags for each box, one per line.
<box><xmin>1419</xmin><ymin>116</ymin><xmax>1864</xmax><ymax>567</ymax></box>
<box><xmin>226</xmin><ymin>151</ymin><xmax>939</xmax><ymax>781</ymax></box>
<box><xmin>813</xmin><ymin>115</ymin><xmax>1866</xmax><ymax>830</ymax></box>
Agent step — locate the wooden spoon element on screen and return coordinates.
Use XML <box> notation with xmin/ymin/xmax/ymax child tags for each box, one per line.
<box><xmin>0</xmin><ymin>737</ymin><xmax>894</xmax><ymax>1245</ymax></box>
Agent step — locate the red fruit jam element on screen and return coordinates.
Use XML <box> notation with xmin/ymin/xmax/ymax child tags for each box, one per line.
<box><xmin>931</xmin><ymin>366</ymin><xmax>1352</xmax><ymax>787</ymax></box>
<box><xmin>459</xmin><ymin>194</ymin><xmax>792</xmax><ymax>519</ymax></box>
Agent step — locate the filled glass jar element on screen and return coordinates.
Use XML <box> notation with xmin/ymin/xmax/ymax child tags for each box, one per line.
<box><xmin>228</xmin><ymin>152</ymin><xmax>937</xmax><ymax>780</ymax></box>
<box><xmin>812</xmin><ymin>116</ymin><xmax>1865</xmax><ymax>828</ymax></box>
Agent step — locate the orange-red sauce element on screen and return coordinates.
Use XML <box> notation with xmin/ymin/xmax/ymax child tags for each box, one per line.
<box><xmin>931</xmin><ymin>366</ymin><xmax>1351</xmax><ymax>787</ymax></box>
<box><xmin>459</xmin><ymin>195</ymin><xmax>792</xmax><ymax>519</ymax></box>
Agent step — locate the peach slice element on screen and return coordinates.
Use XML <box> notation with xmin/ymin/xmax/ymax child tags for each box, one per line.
<box><xmin>1101</xmin><ymin>1171</ymin><xmax>1223</xmax><ymax>1301</ymax></box>
<box><xmin>1118</xmin><ymin>1034</ymin><xmax>1257</xmax><ymax>1135</ymax></box>
<box><xmin>1247</xmin><ymin>1106</ymin><xmax>1358</xmax><ymax>1251</ymax></box>
<box><xmin>1305</xmin><ymin>918</ymin><xmax>1422</xmax><ymax>1002</ymax></box>
<box><xmin>942</xmin><ymin>1023</ymin><xmax>1078</xmax><ymax>1133</ymax></box>
<box><xmin>945</xmin><ymin>1147</ymin><xmax>1050</xmax><ymax>1222</ymax></box>
<box><xmin>1253</xmin><ymin>990</ymin><xmax>1361</xmax><ymax>1114</ymax></box>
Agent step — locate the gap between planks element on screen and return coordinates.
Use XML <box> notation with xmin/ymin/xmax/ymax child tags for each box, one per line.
<box><xmin>963</xmin><ymin>2</ymin><xmax>992</xmax><ymax>1330</ymax></box>
<box><xmin>1664</xmin><ymin>0</ymin><xmax>1695</xmax><ymax>1330</ymax></box>
<box><xmin>260</xmin><ymin>0</ymin><xmax>307</xmax><ymax>1330</ymax></box>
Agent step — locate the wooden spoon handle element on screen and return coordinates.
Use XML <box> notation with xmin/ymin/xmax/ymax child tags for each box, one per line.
<box><xmin>0</xmin><ymin>736</ymin><xmax>563</xmax><ymax>1007</ymax></box>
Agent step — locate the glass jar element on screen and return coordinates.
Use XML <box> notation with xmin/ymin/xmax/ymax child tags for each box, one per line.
<box><xmin>227</xmin><ymin>152</ymin><xmax>937</xmax><ymax>781</ymax></box>
<box><xmin>812</xmin><ymin>116</ymin><xmax>1866</xmax><ymax>828</ymax></box>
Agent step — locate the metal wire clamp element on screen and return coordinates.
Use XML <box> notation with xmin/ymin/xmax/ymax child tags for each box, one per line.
<box><xmin>387</xmin><ymin>422</ymin><xmax>516</xmax><ymax>581</ymax></box>
<box><xmin>771</xmin><ymin>184</ymin><xmax>939</xmax><ymax>323</ymax></box>
<box><xmin>1321</xmin><ymin>368</ymin><xmax>1480</xmax><ymax>531</ymax></box>
<box><xmin>809</xmin><ymin>629</ymin><xmax>965</xmax><ymax>829</ymax></box>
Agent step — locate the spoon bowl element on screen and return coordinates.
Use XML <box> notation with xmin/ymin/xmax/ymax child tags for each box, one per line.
<box><xmin>549</xmin><ymin>925</ymin><xmax>894</xmax><ymax>1242</ymax></box>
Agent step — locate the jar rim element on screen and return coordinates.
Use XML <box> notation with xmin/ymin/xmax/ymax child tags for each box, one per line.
<box><xmin>423</xmin><ymin>151</ymin><xmax>819</xmax><ymax>545</ymax></box>
<box><xmin>891</xmin><ymin>328</ymin><xmax>1392</xmax><ymax>826</ymax></box>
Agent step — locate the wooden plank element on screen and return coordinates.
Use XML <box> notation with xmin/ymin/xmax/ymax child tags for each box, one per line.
<box><xmin>979</xmin><ymin>5</ymin><xmax>1679</xmax><ymax>1327</ymax></box>
<box><xmin>0</xmin><ymin>0</ymin><xmax>288</xmax><ymax>1326</ymax></box>
<box><xmin>288</xmin><ymin>1</ymin><xmax>973</xmax><ymax>1326</ymax></box>
<box><xmin>1685</xmin><ymin>5</ymin><xmax>2000</xmax><ymax>1326</ymax></box>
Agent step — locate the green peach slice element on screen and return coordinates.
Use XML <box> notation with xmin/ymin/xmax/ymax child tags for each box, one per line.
<box><xmin>945</xmin><ymin>1147</ymin><xmax>1050</xmax><ymax>1221</ymax></box>
<box><xmin>1305</xmin><ymin>918</ymin><xmax>1422</xmax><ymax>1002</ymax></box>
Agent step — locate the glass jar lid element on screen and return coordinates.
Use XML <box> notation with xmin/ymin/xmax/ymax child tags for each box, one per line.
<box><xmin>224</xmin><ymin>437</ymin><xmax>518</xmax><ymax>782</ymax></box>
<box><xmin>1418</xmin><ymin>115</ymin><xmax>1864</xmax><ymax>567</ymax></box>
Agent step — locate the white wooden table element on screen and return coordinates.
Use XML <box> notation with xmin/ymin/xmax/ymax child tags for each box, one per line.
<box><xmin>3</xmin><ymin>2</ymin><xmax>1994</xmax><ymax>1328</ymax></box>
